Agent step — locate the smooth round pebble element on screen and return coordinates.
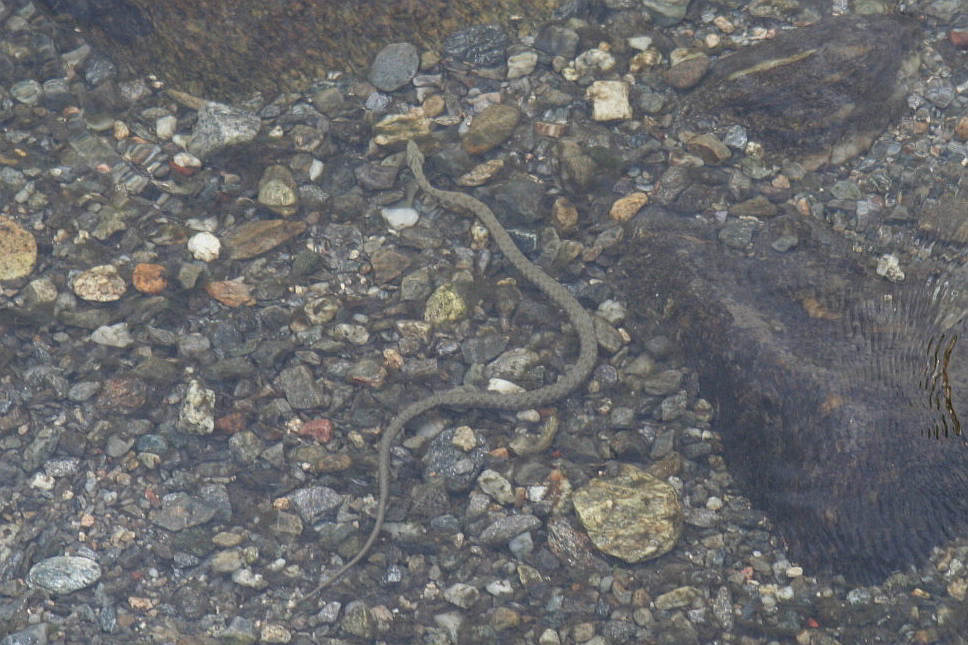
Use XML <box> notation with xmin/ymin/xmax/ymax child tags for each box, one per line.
<box><xmin>28</xmin><ymin>556</ymin><xmax>102</xmax><ymax>594</ymax></box>
<box><xmin>381</xmin><ymin>207</ymin><xmax>419</xmax><ymax>230</ymax></box>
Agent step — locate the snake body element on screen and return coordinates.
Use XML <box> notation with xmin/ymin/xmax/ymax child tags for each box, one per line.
<box><xmin>301</xmin><ymin>140</ymin><xmax>598</xmax><ymax>602</ymax></box>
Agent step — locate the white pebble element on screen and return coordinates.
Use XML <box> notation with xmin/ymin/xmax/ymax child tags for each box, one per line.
<box><xmin>627</xmin><ymin>36</ymin><xmax>653</xmax><ymax>50</ymax></box>
<box><xmin>309</xmin><ymin>158</ymin><xmax>325</xmax><ymax>181</ymax></box>
<box><xmin>585</xmin><ymin>80</ymin><xmax>633</xmax><ymax>122</ymax></box>
<box><xmin>231</xmin><ymin>568</ymin><xmax>267</xmax><ymax>589</ymax></box>
<box><xmin>705</xmin><ymin>496</ymin><xmax>723</xmax><ymax>511</ymax></box>
<box><xmin>527</xmin><ymin>485</ymin><xmax>548</xmax><ymax>502</ymax></box>
<box><xmin>596</xmin><ymin>298</ymin><xmax>627</xmax><ymax>324</ymax></box>
<box><xmin>187</xmin><ymin>232</ymin><xmax>221</xmax><ymax>262</ymax></box>
<box><xmin>172</xmin><ymin>151</ymin><xmax>201</xmax><ymax>169</ymax></box>
<box><xmin>876</xmin><ymin>253</ymin><xmax>904</xmax><ymax>282</ymax></box>
<box><xmin>30</xmin><ymin>472</ymin><xmax>55</xmax><ymax>490</ymax></box>
<box><xmin>485</xmin><ymin>579</ymin><xmax>515</xmax><ymax>597</ymax></box>
<box><xmin>156</xmin><ymin>114</ymin><xmax>178</xmax><ymax>140</ymax></box>
<box><xmin>381</xmin><ymin>206</ymin><xmax>419</xmax><ymax>230</ymax></box>
<box><xmin>488</xmin><ymin>378</ymin><xmax>525</xmax><ymax>394</ymax></box>
<box><xmin>91</xmin><ymin>322</ymin><xmax>134</xmax><ymax>348</ymax></box>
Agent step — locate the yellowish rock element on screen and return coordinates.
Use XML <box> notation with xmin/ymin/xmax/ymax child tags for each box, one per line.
<box><xmin>609</xmin><ymin>193</ymin><xmax>648</xmax><ymax>222</ymax></box>
<box><xmin>0</xmin><ymin>215</ymin><xmax>37</xmax><ymax>281</ymax></box>
<box><xmin>424</xmin><ymin>282</ymin><xmax>469</xmax><ymax>326</ymax></box>
<box><xmin>573</xmin><ymin>463</ymin><xmax>683</xmax><ymax>563</ymax></box>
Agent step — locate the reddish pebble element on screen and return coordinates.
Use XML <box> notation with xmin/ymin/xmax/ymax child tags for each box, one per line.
<box><xmin>215</xmin><ymin>412</ymin><xmax>246</xmax><ymax>434</ymax></box>
<box><xmin>299</xmin><ymin>418</ymin><xmax>333</xmax><ymax>443</ymax></box>
<box><xmin>950</xmin><ymin>29</ymin><xmax>968</xmax><ymax>48</ymax></box>
<box><xmin>132</xmin><ymin>263</ymin><xmax>167</xmax><ymax>294</ymax></box>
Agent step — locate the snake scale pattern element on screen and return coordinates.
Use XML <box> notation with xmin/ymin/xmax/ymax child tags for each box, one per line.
<box><xmin>300</xmin><ymin>140</ymin><xmax>599</xmax><ymax>603</ymax></box>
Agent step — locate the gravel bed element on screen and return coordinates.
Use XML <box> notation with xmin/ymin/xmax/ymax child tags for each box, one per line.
<box><xmin>1</xmin><ymin>1</ymin><xmax>968</xmax><ymax>644</ymax></box>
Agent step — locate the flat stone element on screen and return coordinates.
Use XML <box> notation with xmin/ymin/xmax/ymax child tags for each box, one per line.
<box><xmin>0</xmin><ymin>215</ymin><xmax>37</xmax><ymax>280</ymax></box>
<box><xmin>28</xmin><ymin>556</ymin><xmax>101</xmax><ymax>594</ymax></box>
<box><xmin>224</xmin><ymin>219</ymin><xmax>307</xmax><ymax>260</ymax></box>
<box><xmin>462</xmin><ymin>104</ymin><xmax>522</xmax><ymax>155</ymax></box>
<box><xmin>188</xmin><ymin>101</ymin><xmax>261</xmax><ymax>160</ymax></box>
<box><xmin>369</xmin><ymin>42</ymin><xmax>420</xmax><ymax>92</ymax></box>
<box><xmin>585</xmin><ymin>80</ymin><xmax>632</xmax><ymax>122</ymax></box>
<box><xmin>151</xmin><ymin>492</ymin><xmax>220</xmax><ymax>531</ymax></box>
<box><xmin>478</xmin><ymin>514</ymin><xmax>542</xmax><ymax>545</ymax></box>
<box><xmin>573</xmin><ymin>463</ymin><xmax>683</xmax><ymax>563</ymax></box>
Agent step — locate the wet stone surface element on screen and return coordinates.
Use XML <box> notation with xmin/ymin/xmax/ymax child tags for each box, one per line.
<box><xmin>1</xmin><ymin>0</ymin><xmax>968</xmax><ymax>644</ymax></box>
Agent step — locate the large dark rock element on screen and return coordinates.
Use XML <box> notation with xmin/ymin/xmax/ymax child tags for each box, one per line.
<box><xmin>678</xmin><ymin>14</ymin><xmax>921</xmax><ymax>169</ymax></box>
<box><xmin>613</xmin><ymin>209</ymin><xmax>968</xmax><ymax>582</ymax></box>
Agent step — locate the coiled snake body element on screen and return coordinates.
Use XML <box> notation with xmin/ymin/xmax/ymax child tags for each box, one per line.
<box><xmin>301</xmin><ymin>140</ymin><xmax>598</xmax><ymax>602</ymax></box>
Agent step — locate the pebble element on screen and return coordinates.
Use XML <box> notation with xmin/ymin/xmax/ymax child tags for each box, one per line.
<box><xmin>223</xmin><ymin>219</ymin><xmax>307</xmax><ymax>260</ymax></box>
<box><xmin>506</xmin><ymin>50</ymin><xmax>538</xmax><ymax>79</ymax></box>
<box><xmin>478</xmin><ymin>469</ymin><xmax>516</xmax><ymax>504</ymax></box>
<box><xmin>369</xmin><ymin>42</ymin><xmax>420</xmax><ymax>92</ymax></box>
<box><xmin>462</xmin><ymin>104</ymin><xmax>522</xmax><ymax>155</ymax></box>
<box><xmin>0</xmin><ymin>215</ymin><xmax>38</xmax><ymax>280</ymax></box>
<box><xmin>187</xmin><ymin>231</ymin><xmax>221</xmax><ymax>261</ymax></box>
<box><xmin>443</xmin><ymin>582</ymin><xmax>480</xmax><ymax>609</ymax></box>
<box><xmin>10</xmin><ymin>79</ymin><xmax>42</xmax><ymax>104</ymax></box>
<box><xmin>90</xmin><ymin>322</ymin><xmax>134</xmax><ymax>348</ymax></box>
<box><xmin>381</xmin><ymin>206</ymin><xmax>419</xmax><ymax>230</ymax></box>
<box><xmin>71</xmin><ymin>265</ymin><xmax>127</xmax><ymax>302</ymax></box>
<box><xmin>444</xmin><ymin>24</ymin><xmax>510</xmax><ymax>67</ymax></box>
<box><xmin>610</xmin><ymin>192</ymin><xmax>648</xmax><ymax>222</ymax></box>
<box><xmin>572</xmin><ymin>463</ymin><xmax>683</xmax><ymax>563</ymax></box>
<box><xmin>132</xmin><ymin>263</ymin><xmax>168</xmax><ymax>294</ymax></box>
<box><xmin>424</xmin><ymin>427</ymin><xmax>488</xmax><ymax>492</ymax></box>
<box><xmin>478</xmin><ymin>514</ymin><xmax>542</xmax><ymax>545</ymax></box>
<box><xmin>28</xmin><ymin>556</ymin><xmax>102</xmax><ymax>594</ymax></box>
<box><xmin>258</xmin><ymin>165</ymin><xmax>300</xmax><ymax>216</ymax></box>
<box><xmin>188</xmin><ymin>101</ymin><xmax>262</xmax><ymax>159</ymax></box>
<box><xmin>155</xmin><ymin>114</ymin><xmax>177</xmax><ymax>139</ymax></box>
<box><xmin>177</xmin><ymin>379</ymin><xmax>216</xmax><ymax>434</ymax></box>
<box><xmin>585</xmin><ymin>81</ymin><xmax>633</xmax><ymax>122</ymax></box>
<box><xmin>274</xmin><ymin>365</ymin><xmax>328</xmax><ymax>409</ymax></box>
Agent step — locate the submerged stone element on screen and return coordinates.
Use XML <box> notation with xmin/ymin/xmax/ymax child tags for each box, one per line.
<box><xmin>679</xmin><ymin>14</ymin><xmax>920</xmax><ymax>169</ymax></box>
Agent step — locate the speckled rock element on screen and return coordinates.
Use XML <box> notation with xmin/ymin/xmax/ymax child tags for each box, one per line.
<box><xmin>71</xmin><ymin>264</ymin><xmax>126</xmax><ymax>302</ymax></box>
<box><xmin>572</xmin><ymin>463</ymin><xmax>683</xmax><ymax>563</ymax></box>
<box><xmin>423</xmin><ymin>427</ymin><xmax>489</xmax><ymax>492</ymax></box>
<box><xmin>27</xmin><ymin>556</ymin><xmax>102</xmax><ymax>594</ymax></box>
<box><xmin>0</xmin><ymin>215</ymin><xmax>37</xmax><ymax>280</ymax></box>
<box><xmin>177</xmin><ymin>379</ymin><xmax>216</xmax><ymax>434</ymax></box>
<box><xmin>188</xmin><ymin>101</ymin><xmax>261</xmax><ymax>160</ymax></box>
<box><xmin>424</xmin><ymin>282</ymin><xmax>470</xmax><ymax>326</ymax></box>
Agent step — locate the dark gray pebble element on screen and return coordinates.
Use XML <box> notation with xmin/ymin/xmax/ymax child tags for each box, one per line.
<box><xmin>369</xmin><ymin>42</ymin><xmax>419</xmax><ymax>92</ymax></box>
<box><xmin>423</xmin><ymin>427</ymin><xmax>488</xmax><ymax>492</ymax></box>
<box><xmin>478</xmin><ymin>514</ymin><xmax>542</xmax><ymax>545</ymax></box>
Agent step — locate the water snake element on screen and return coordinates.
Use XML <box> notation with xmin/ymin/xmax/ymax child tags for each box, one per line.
<box><xmin>299</xmin><ymin>140</ymin><xmax>599</xmax><ymax>602</ymax></box>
